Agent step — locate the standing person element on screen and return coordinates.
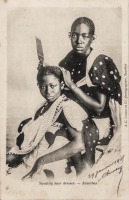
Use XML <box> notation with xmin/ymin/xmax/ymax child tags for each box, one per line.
<box><xmin>7</xmin><ymin>66</ymin><xmax>89</xmax><ymax>180</ymax></box>
<box><xmin>59</xmin><ymin>17</ymin><xmax>122</xmax><ymax>166</ymax></box>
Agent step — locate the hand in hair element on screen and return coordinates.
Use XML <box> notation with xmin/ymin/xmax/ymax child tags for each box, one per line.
<box><xmin>60</xmin><ymin>67</ymin><xmax>75</xmax><ymax>89</ymax></box>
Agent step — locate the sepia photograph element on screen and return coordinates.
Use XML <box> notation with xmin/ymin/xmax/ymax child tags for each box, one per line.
<box><xmin>0</xmin><ymin>0</ymin><xmax>128</xmax><ymax>199</ymax></box>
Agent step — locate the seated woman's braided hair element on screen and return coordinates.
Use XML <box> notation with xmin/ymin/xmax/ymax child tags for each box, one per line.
<box><xmin>37</xmin><ymin>65</ymin><xmax>64</xmax><ymax>86</ymax></box>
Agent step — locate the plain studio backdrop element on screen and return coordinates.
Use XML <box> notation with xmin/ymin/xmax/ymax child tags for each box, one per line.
<box><xmin>7</xmin><ymin>7</ymin><xmax>122</xmax><ymax>151</ymax></box>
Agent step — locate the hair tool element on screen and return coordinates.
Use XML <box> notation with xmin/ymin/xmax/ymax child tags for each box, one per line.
<box><xmin>36</xmin><ymin>37</ymin><xmax>44</xmax><ymax>70</ymax></box>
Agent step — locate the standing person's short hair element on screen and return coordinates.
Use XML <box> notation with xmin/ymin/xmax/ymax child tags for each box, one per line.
<box><xmin>71</xmin><ymin>17</ymin><xmax>95</xmax><ymax>35</ymax></box>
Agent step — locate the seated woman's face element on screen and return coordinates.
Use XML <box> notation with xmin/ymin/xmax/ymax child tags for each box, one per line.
<box><xmin>38</xmin><ymin>74</ymin><xmax>62</xmax><ymax>102</ymax></box>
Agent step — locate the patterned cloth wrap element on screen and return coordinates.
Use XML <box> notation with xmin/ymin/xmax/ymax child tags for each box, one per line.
<box><xmin>89</xmin><ymin>54</ymin><xmax>122</xmax><ymax>105</ymax></box>
<box><xmin>59</xmin><ymin>50</ymin><xmax>122</xmax><ymax>105</ymax></box>
<box><xmin>8</xmin><ymin>95</ymin><xmax>68</xmax><ymax>155</ymax></box>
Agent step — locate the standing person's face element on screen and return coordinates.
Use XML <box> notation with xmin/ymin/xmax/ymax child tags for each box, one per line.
<box><xmin>70</xmin><ymin>23</ymin><xmax>94</xmax><ymax>54</ymax></box>
<box><xmin>39</xmin><ymin>75</ymin><xmax>62</xmax><ymax>103</ymax></box>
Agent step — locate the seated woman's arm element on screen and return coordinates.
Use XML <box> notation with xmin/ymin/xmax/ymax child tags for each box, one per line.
<box><xmin>22</xmin><ymin>115</ymin><xmax>85</xmax><ymax>179</ymax></box>
<box><xmin>43</xmin><ymin>124</ymin><xmax>84</xmax><ymax>163</ymax></box>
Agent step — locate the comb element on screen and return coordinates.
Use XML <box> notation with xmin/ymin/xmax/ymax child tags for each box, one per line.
<box><xmin>36</xmin><ymin>37</ymin><xmax>44</xmax><ymax>63</ymax></box>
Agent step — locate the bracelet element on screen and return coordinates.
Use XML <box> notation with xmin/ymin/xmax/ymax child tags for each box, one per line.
<box><xmin>70</xmin><ymin>83</ymin><xmax>77</xmax><ymax>90</ymax></box>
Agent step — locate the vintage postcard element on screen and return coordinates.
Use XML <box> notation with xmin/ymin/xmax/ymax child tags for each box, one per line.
<box><xmin>0</xmin><ymin>0</ymin><xmax>129</xmax><ymax>199</ymax></box>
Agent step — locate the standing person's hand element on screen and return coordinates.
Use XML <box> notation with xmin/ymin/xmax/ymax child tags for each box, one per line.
<box><xmin>22</xmin><ymin>157</ymin><xmax>45</xmax><ymax>180</ymax></box>
<box><xmin>61</xmin><ymin>68</ymin><xmax>75</xmax><ymax>89</ymax></box>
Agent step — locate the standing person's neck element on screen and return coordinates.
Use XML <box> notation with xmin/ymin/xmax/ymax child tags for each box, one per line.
<box><xmin>85</xmin><ymin>47</ymin><xmax>92</xmax><ymax>57</ymax></box>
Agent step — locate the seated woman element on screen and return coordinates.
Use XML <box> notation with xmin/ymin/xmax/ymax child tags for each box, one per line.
<box><xmin>6</xmin><ymin>65</ymin><xmax>93</xmax><ymax>181</ymax></box>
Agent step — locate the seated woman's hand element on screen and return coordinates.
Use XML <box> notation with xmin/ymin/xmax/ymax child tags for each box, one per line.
<box><xmin>22</xmin><ymin>157</ymin><xmax>44</xmax><ymax>180</ymax></box>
